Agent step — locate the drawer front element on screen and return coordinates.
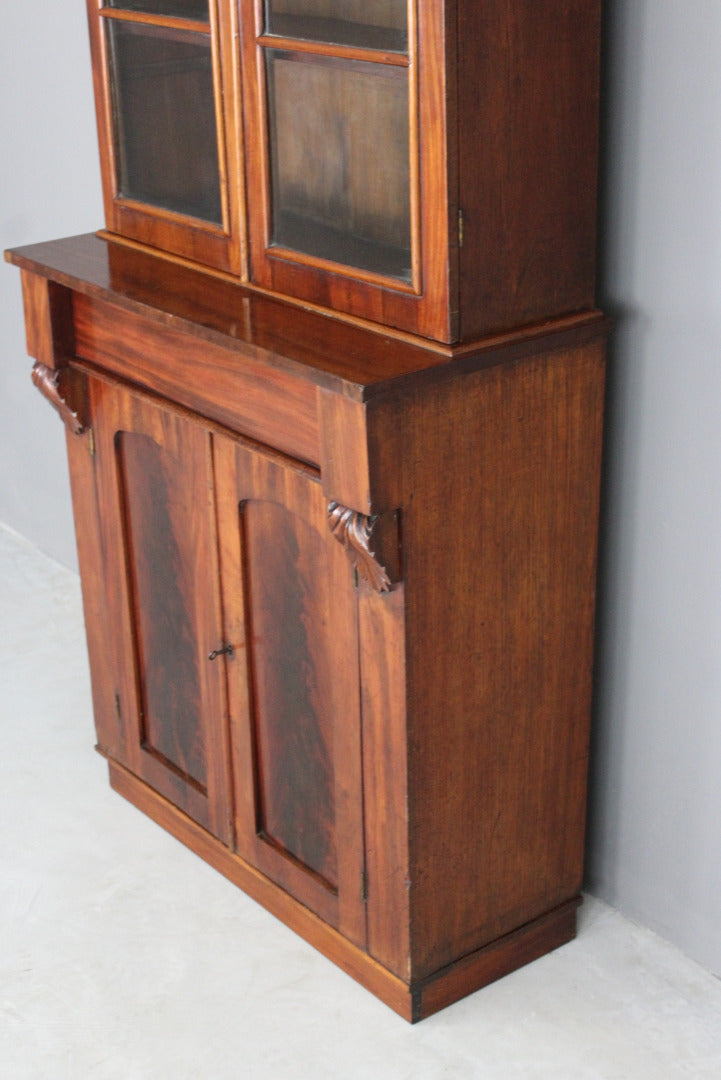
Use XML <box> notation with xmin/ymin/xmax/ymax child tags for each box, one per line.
<box><xmin>72</xmin><ymin>293</ymin><xmax>320</xmax><ymax>465</ymax></box>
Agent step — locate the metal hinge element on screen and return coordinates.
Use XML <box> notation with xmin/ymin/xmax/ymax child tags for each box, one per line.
<box><xmin>458</xmin><ymin>208</ymin><xmax>464</xmax><ymax>248</ymax></box>
<box><xmin>88</xmin><ymin>427</ymin><xmax>95</xmax><ymax>458</ymax></box>
<box><xmin>361</xmin><ymin>869</ymin><xmax>368</xmax><ymax>903</ymax></box>
<box><xmin>114</xmin><ymin>692</ymin><xmax>122</xmax><ymax>721</ymax></box>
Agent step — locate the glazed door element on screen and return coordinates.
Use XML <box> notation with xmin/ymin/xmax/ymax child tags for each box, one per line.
<box><xmin>89</xmin><ymin>374</ymin><xmax>232</xmax><ymax>842</ymax></box>
<box><xmin>86</xmin><ymin>0</ymin><xmax>245</xmax><ymax>274</ymax></box>
<box><xmin>240</xmin><ymin>0</ymin><xmax>454</xmax><ymax>341</ymax></box>
<box><xmin>214</xmin><ymin>435</ymin><xmax>366</xmax><ymax>945</ymax></box>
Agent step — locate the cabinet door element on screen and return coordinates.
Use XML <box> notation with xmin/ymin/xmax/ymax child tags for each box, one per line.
<box><xmin>214</xmin><ymin>436</ymin><xmax>366</xmax><ymax>945</ymax></box>
<box><xmin>89</xmin><ymin>374</ymin><xmax>232</xmax><ymax>842</ymax></box>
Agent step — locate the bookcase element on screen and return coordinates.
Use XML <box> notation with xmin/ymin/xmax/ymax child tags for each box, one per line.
<box><xmin>7</xmin><ymin>0</ymin><xmax>606</xmax><ymax>1020</ymax></box>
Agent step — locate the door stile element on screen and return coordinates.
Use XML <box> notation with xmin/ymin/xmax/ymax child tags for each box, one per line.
<box><xmin>90</xmin><ymin>376</ymin><xmax>147</xmax><ymax>780</ymax></box>
<box><xmin>325</xmin><ymin>509</ymin><xmax>367</xmax><ymax>949</ymax></box>
<box><xmin>197</xmin><ymin>429</ymin><xmax>235</xmax><ymax>844</ymax></box>
<box><xmin>212</xmin><ymin>434</ymin><xmax>259</xmax><ymax>862</ymax></box>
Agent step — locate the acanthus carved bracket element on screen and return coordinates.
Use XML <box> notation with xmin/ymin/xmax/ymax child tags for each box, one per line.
<box><xmin>31</xmin><ymin>362</ymin><xmax>86</xmax><ymax>436</ymax></box>
<box><xmin>327</xmin><ymin>501</ymin><xmax>392</xmax><ymax>595</ymax></box>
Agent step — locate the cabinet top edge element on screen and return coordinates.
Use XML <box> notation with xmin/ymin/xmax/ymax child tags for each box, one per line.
<box><xmin>5</xmin><ymin>234</ymin><xmax>608</xmax><ymax>400</ymax></box>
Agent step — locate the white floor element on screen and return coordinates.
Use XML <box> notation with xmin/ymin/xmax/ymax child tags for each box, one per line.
<box><xmin>2</xmin><ymin>523</ymin><xmax>721</xmax><ymax>1079</ymax></box>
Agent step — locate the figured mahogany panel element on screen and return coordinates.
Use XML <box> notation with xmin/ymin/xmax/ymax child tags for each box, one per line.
<box><xmin>214</xmin><ymin>434</ymin><xmax>366</xmax><ymax>944</ymax></box>
<box><xmin>117</xmin><ymin>430</ymin><xmax>207</xmax><ymax>789</ymax></box>
<box><xmin>241</xmin><ymin>498</ymin><xmax>337</xmax><ymax>886</ymax></box>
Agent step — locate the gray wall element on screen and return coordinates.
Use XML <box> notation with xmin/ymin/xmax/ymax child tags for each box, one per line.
<box><xmin>589</xmin><ymin>0</ymin><xmax>721</xmax><ymax>977</ymax></box>
<box><xmin>2</xmin><ymin>3</ymin><xmax>720</xmax><ymax>977</ymax></box>
<box><xmin>1</xmin><ymin>5</ymin><xmax>102</xmax><ymax>570</ymax></box>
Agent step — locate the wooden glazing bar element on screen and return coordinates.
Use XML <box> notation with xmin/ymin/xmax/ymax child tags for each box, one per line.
<box><xmin>99</xmin><ymin>9</ymin><xmax>211</xmax><ymax>33</ymax></box>
<box><xmin>257</xmin><ymin>34</ymin><xmax>409</xmax><ymax>67</ymax></box>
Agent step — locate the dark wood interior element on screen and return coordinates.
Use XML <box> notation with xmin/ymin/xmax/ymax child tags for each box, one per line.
<box><xmin>266</xmin><ymin>0</ymin><xmax>408</xmax><ymax>52</ymax></box>
<box><xmin>266</xmin><ymin>50</ymin><xmax>412</xmax><ymax>280</ymax></box>
<box><xmin>106</xmin><ymin>1</ymin><xmax>210</xmax><ymax>17</ymax></box>
<box><xmin>107</xmin><ymin>20</ymin><xmax>223</xmax><ymax>223</ymax></box>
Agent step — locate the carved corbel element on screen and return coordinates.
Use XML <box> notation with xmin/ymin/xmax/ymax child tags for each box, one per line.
<box><xmin>328</xmin><ymin>501</ymin><xmax>394</xmax><ymax>594</ymax></box>
<box><xmin>31</xmin><ymin>362</ymin><xmax>87</xmax><ymax>436</ymax></box>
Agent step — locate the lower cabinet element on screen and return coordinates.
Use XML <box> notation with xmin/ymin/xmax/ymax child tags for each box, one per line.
<box><xmin>13</xmin><ymin>242</ymin><xmax>607</xmax><ymax>1022</ymax></box>
<box><xmin>85</xmin><ymin>373</ymin><xmax>366</xmax><ymax>940</ymax></box>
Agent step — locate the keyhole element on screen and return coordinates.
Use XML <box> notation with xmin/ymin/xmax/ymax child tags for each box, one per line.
<box><xmin>208</xmin><ymin>643</ymin><xmax>234</xmax><ymax>661</ymax></box>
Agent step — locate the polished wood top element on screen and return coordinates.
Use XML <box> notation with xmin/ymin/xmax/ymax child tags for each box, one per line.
<box><xmin>6</xmin><ymin>233</ymin><xmax>606</xmax><ymax>400</ymax></box>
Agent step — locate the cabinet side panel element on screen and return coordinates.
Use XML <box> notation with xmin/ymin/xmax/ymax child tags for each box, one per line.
<box><xmin>20</xmin><ymin>272</ymin><xmax>74</xmax><ymax>370</ymax></box>
<box><xmin>400</xmin><ymin>339</ymin><xmax>605</xmax><ymax>979</ymax></box>
<box><xmin>457</xmin><ymin>0</ymin><xmax>602</xmax><ymax>337</ymax></box>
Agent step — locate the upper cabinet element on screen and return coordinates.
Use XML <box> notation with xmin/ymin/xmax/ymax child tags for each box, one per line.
<box><xmin>87</xmin><ymin>1</ymin><xmax>603</xmax><ymax>344</ymax></box>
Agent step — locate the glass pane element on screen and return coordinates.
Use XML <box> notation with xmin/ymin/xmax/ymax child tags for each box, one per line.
<box><xmin>267</xmin><ymin>51</ymin><xmax>411</xmax><ymax>281</ymax></box>
<box><xmin>265</xmin><ymin>0</ymin><xmax>407</xmax><ymax>52</ymax></box>
<box><xmin>108</xmin><ymin>21</ymin><xmax>223</xmax><ymax>223</ymax></box>
<box><xmin>105</xmin><ymin>0</ymin><xmax>209</xmax><ymax>20</ymax></box>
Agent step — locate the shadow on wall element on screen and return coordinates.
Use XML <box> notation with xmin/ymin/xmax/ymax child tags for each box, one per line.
<box><xmin>585</xmin><ymin>0</ymin><xmax>721</xmax><ymax>979</ymax></box>
<box><xmin>586</xmin><ymin>0</ymin><xmax>647</xmax><ymax>900</ymax></box>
